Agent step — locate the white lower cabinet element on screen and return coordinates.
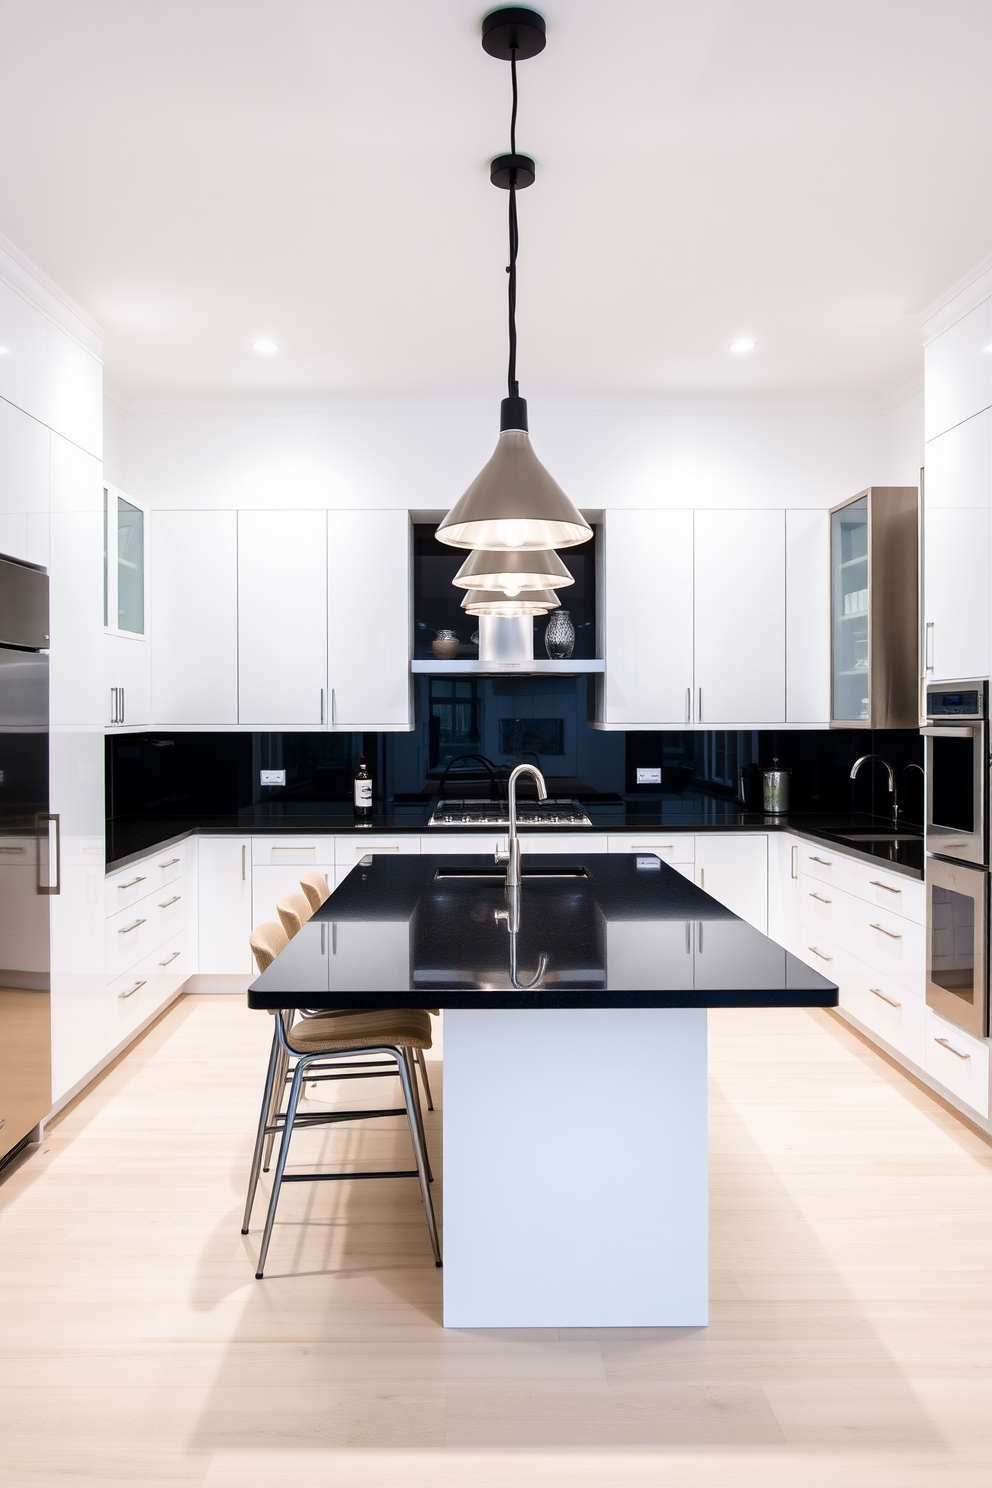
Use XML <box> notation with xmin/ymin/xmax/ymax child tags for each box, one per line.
<box><xmin>252</xmin><ymin>862</ymin><xmax>334</xmax><ymax>925</ymax></box>
<box><xmin>101</xmin><ymin>844</ymin><xmax>190</xmax><ymax>1064</ymax></box>
<box><xmin>694</xmin><ymin>834</ymin><xmax>768</xmax><ymax>932</ymax></box>
<box><xmin>766</xmin><ymin>833</ymin><xmax>801</xmax><ymax>952</ymax></box>
<box><xmin>607</xmin><ymin>834</ymin><xmax>694</xmax><ymax>881</ymax></box>
<box><xmin>333</xmin><ymin>835</ymin><xmax>417</xmax><ymax>887</ymax></box>
<box><xmin>197</xmin><ymin>837</ymin><xmax>252</xmax><ymax>974</ymax></box>
<box><xmin>924</xmin><ymin>1010</ymin><xmax>991</xmax><ymax>1120</ymax></box>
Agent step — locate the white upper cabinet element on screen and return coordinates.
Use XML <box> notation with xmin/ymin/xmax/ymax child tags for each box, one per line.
<box><xmin>327</xmin><ymin>509</ymin><xmax>412</xmax><ymax>730</ymax></box>
<box><xmin>152</xmin><ymin>510</ymin><xmax>238</xmax><ymax>724</ymax></box>
<box><xmin>0</xmin><ymin>277</ymin><xmax>49</xmax><ymax>425</ymax></box>
<box><xmin>48</xmin><ymin>324</ymin><xmax>102</xmax><ymax>458</ymax></box>
<box><xmin>785</xmin><ymin>509</ymin><xmax>830</xmax><ymax>723</ymax></box>
<box><xmin>601</xmin><ymin>509</ymin><xmax>694</xmax><ymax>726</ymax></box>
<box><xmin>0</xmin><ymin>400</ymin><xmax>49</xmax><ymax>568</ymax></box>
<box><xmin>923</xmin><ymin>411</ymin><xmax>990</xmax><ymax>684</ymax></box>
<box><xmin>238</xmin><ymin>510</ymin><xmax>328</xmax><ymax>726</ymax></box>
<box><xmin>693</xmin><ymin>510</ymin><xmax>786</xmax><ymax>725</ymax></box>
<box><xmin>924</xmin><ymin>302</ymin><xmax>992</xmax><ymax>441</ymax></box>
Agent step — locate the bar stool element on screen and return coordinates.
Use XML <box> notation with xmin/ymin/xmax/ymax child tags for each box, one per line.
<box><xmin>276</xmin><ymin>892</ymin><xmax>313</xmax><ymax>937</ymax></box>
<box><xmin>244</xmin><ymin>1002</ymin><xmax>440</xmax><ymax>1277</ymax></box>
<box><xmin>299</xmin><ymin>870</ymin><xmax>331</xmax><ymax>912</ymax></box>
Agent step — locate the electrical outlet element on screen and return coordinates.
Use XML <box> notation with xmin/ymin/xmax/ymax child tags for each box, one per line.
<box><xmin>260</xmin><ymin>769</ymin><xmax>286</xmax><ymax>787</ymax></box>
<box><xmin>636</xmin><ymin>767</ymin><xmax>662</xmax><ymax>785</ymax></box>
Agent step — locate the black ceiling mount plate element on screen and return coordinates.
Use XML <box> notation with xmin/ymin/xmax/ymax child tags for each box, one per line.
<box><xmin>481</xmin><ymin>7</ymin><xmax>547</xmax><ymax>61</ymax></box>
<box><xmin>490</xmin><ymin>153</ymin><xmax>536</xmax><ymax>189</ymax></box>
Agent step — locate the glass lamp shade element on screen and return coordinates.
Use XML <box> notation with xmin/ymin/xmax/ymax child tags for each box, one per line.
<box><xmin>451</xmin><ymin>546</ymin><xmax>573</xmax><ymax>594</ymax></box>
<box><xmin>436</xmin><ymin>429</ymin><xmax>592</xmax><ymax>551</ymax></box>
<box><xmin>461</xmin><ymin>587</ymin><xmax>559</xmax><ymax>617</ymax></box>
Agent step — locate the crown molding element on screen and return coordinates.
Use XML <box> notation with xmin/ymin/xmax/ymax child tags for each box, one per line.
<box><xmin>0</xmin><ymin>229</ymin><xmax>103</xmax><ymax>356</ymax></box>
<box><xmin>920</xmin><ymin>251</ymin><xmax>992</xmax><ymax>344</ymax></box>
<box><xmin>103</xmin><ymin>383</ymin><xmax>129</xmax><ymax>416</ymax></box>
<box><xmin>879</xmin><ymin>376</ymin><xmax>923</xmax><ymax>416</ymax></box>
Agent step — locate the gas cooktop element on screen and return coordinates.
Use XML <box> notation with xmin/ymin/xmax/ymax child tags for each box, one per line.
<box><xmin>428</xmin><ymin>797</ymin><xmax>593</xmax><ymax>827</ymax></box>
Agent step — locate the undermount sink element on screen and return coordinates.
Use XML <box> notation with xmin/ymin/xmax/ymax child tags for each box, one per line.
<box><xmin>435</xmin><ymin>865</ymin><xmax>591</xmax><ymax>880</ymax></box>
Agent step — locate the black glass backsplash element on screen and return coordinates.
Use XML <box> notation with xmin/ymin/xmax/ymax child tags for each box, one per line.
<box><xmin>107</xmin><ymin>672</ymin><xmax>925</xmax><ymax>859</ymax></box>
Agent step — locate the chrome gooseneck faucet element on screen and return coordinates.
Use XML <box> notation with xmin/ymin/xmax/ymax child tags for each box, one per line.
<box><xmin>850</xmin><ymin>753</ymin><xmax>898</xmax><ymax>825</ymax></box>
<box><xmin>496</xmin><ymin>762</ymin><xmax>547</xmax><ymax>887</ymax></box>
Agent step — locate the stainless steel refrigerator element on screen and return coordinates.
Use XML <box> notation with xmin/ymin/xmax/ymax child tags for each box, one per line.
<box><xmin>0</xmin><ymin>553</ymin><xmax>54</xmax><ymax>1169</ymax></box>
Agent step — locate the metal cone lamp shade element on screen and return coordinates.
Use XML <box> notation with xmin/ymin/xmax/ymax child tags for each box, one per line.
<box><xmin>437</xmin><ymin>425</ymin><xmax>591</xmax><ymax>552</ymax></box>
<box><xmin>461</xmin><ymin>587</ymin><xmax>559</xmax><ymax>616</ymax></box>
<box><xmin>451</xmin><ymin>545</ymin><xmax>573</xmax><ymax>594</ymax></box>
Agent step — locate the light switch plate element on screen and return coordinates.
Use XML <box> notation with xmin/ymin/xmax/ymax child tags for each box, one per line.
<box><xmin>636</xmin><ymin>767</ymin><xmax>662</xmax><ymax>785</ymax></box>
<box><xmin>260</xmin><ymin>769</ymin><xmax>286</xmax><ymax>787</ymax></box>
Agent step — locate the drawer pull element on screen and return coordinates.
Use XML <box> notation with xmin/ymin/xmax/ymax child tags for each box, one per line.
<box><xmin>158</xmin><ymin>895</ymin><xmax>181</xmax><ymax>908</ymax></box>
<box><xmin>935</xmin><ymin>1036</ymin><xmax>971</xmax><ymax>1061</ymax></box>
<box><xmin>118</xmin><ymin>979</ymin><xmax>145</xmax><ymax>1000</ymax></box>
<box><xmin>118</xmin><ymin>917</ymin><xmax>146</xmax><ymax>935</ymax></box>
<box><xmin>869</xmin><ymin>879</ymin><xmax>901</xmax><ymax>894</ymax></box>
<box><xmin>0</xmin><ymin>846</ymin><xmax>26</xmax><ymax>854</ymax></box>
<box><xmin>158</xmin><ymin>857</ymin><xmax>181</xmax><ymax>869</ymax></box>
<box><xmin>272</xmin><ymin>845</ymin><xmax>314</xmax><ymax>852</ymax></box>
<box><xmin>158</xmin><ymin>950</ymin><xmax>181</xmax><ymax>967</ymax></box>
<box><xmin>118</xmin><ymin>875</ymin><xmax>147</xmax><ymax>890</ymax></box>
<box><xmin>631</xmin><ymin>843</ymin><xmax>674</xmax><ymax>851</ymax></box>
<box><xmin>869</xmin><ymin>921</ymin><xmax>902</xmax><ymax>940</ymax></box>
<box><xmin>809</xmin><ymin>891</ymin><xmax>832</xmax><ymax>905</ymax></box>
<box><xmin>808</xmin><ymin>945</ymin><xmax>833</xmax><ymax>962</ymax></box>
<box><xmin>809</xmin><ymin>856</ymin><xmax>833</xmax><ymax>867</ymax></box>
<box><xmin>869</xmin><ymin>986</ymin><xmax>901</xmax><ymax>1009</ymax></box>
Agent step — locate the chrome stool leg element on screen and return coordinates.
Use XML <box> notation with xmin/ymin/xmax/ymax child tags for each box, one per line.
<box><xmin>262</xmin><ymin>1044</ymin><xmax>290</xmax><ymax>1172</ymax></box>
<box><xmin>403</xmin><ymin>1047</ymin><xmax>433</xmax><ymax>1184</ymax></box>
<box><xmin>396</xmin><ymin>1050</ymin><xmax>442</xmax><ymax>1267</ymax></box>
<box><xmin>255</xmin><ymin>1052</ymin><xmax>311</xmax><ymax>1278</ymax></box>
<box><xmin>415</xmin><ymin>1046</ymin><xmax>434</xmax><ymax>1111</ymax></box>
<box><xmin>242</xmin><ymin>1021</ymin><xmax>282</xmax><ymax>1235</ymax></box>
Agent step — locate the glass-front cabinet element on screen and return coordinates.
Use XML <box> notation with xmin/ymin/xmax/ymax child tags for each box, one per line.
<box><xmin>830</xmin><ymin>486</ymin><xmax>920</xmax><ymax>729</ymax></box>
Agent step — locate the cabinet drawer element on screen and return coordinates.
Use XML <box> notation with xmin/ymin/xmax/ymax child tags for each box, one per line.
<box><xmin>146</xmin><ymin>934</ymin><xmax>188</xmax><ymax>1012</ymax></box>
<box><xmin>798</xmin><ymin>933</ymin><xmax>847</xmax><ymax>983</ymax></box>
<box><xmin>147</xmin><ymin>846</ymin><xmax>185</xmax><ymax>892</ymax></box>
<box><xmin>842</xmin><ymin>961</ymin><xmax>926</xmax><ymax>1068</ymax></box>
<box><xmin>252</xmin><ymin>862</ymin><xmax>333</xmax><ymax>925</ymax></box>
<box><xmin>252</xmin><ymin>836</ymin><xmax>334</xmax><ymax>867</ymax></box>
<box><xmin>106</xmin><ymin>963</ymin><xmax>151</xmax><ymax>1045</ymax></box>
<box><xmin>106</xmin><ymin>903</ymin><xmax>154</xmax><ymax>980</ymax></box>
<box><xmin>857</xmin><ymin>902</ymin><xmax>925</xmax><ymax>994</ymax></box>
<box><xmin>106</xmin><ymin>845</ymin><xmax>186</xmax><ymax>914</ymax></box>
<box><xmin>607</xmin><ymin>834</ymin><xmax>694</xmax><ymax>862</ymax></box>
<box><xmin>800</xmin><ymin>876</ymin><xmax>860</xmax><ymax>952</ymax></box>
<box><xmin>799</xmin><ymin>843</ymin><xmax>859</xmax><ymax>895</ymax></box>
<box><xmin>854</xmin><ymin>864</ymin><xmax>925</xmax><ymax>925</ymax></box>
<box><xmin>334</xmin><ymin>836</ymin><xmax>418</xmax><ymax>870</ymax></box>
<box><xmin>924</xmin><ymin>1009</ymin><xmax>991</xmax><ymax>1119</ymax></box>
<box><xmin>519</xmin><ymin>833</ymin><xmax>611</xmax><ymax>854</ymax></box>
<box><xmin>148</xmin><ymin>881</ymin><xmax>186</xmax><ymax>947</ymax></box>
<box><xmin>425</xmin><ymin>834</ymin><xmax>503</xmax><ymax>855</ymax></box>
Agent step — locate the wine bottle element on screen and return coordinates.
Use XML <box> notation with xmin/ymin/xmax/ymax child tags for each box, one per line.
<box><xmin>353</xmin><ymin>753</ymin><xmax>372</xmax><ymax>823</ymax></box>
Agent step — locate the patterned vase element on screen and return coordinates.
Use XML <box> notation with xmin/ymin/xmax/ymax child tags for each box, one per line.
<box><xmin>432</xmin><ymin>629</ymin><xmax>460</xmax><ymax>660</ymax></box>
<box><xmin>544</xmin><ymin>609</ymin><xmax>575</xmax><ymax>660</ymax></box>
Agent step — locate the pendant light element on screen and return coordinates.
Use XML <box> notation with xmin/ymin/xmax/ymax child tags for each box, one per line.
<box><xmin>461</xmin><ymin>587</ymin><xmax>560</xmax><ymax>617</ymax></box>
<box><xmin>435</xmin><ymin>8</ymin><xmax>591</xmax><ymax>555</ymax></box>
<box><xmin>451</xmin><ymin>546</ymin><xmax>573</xmax><ymax>594</ymax></box>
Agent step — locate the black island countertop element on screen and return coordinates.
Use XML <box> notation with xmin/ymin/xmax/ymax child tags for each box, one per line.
<box><xmin>248</xmin><ymin>853</ymin><xmax>839</xmax><ymax>1012</ymax></box>
<box><xmin>106</xmin><ymin>802</ymin><xmax>924</xmax><ymax>878</ymax></box>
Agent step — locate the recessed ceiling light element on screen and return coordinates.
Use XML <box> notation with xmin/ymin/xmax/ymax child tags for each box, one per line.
<box><xmin>729</xmin><ymin>337</ymin><xmax>757</xmax><ymax>355</ymax></box>
<box><xmin>0</xmin><ymin>346</ymin><xmax>9</xmax><ymax>355</ymax></box>
<box><xmin>251</xmin><ymin>338</ymin><xmax>280</xmax><ymax>355</ymax></box>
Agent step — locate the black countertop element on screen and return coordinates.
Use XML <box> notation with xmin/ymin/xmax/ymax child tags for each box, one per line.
<box><xmin>106</xmin><ymin>804</ymin><xmax>925</xmax><ymax>879</ymax></box>
<box><xmin>248</xmin><ymin>853</ymin><xmax>839</xmax><ymax>1012</ymax></box>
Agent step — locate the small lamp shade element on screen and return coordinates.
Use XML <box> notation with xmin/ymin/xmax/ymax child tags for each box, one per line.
<box><xmin>461</xmin><ymin>587</ymin><xmax>560</xmax><ymax>616</ymax></box>
<box><xmin>451</xmin><ymin>546</ymin><xmax>573</xmax><ymax>594</ymax></box>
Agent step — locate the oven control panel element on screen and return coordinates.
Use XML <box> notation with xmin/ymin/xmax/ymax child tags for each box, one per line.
<box><xmin>926</xmin><ymin>685</ymin><xmax>986</xmax><ymax>720</ymax></box>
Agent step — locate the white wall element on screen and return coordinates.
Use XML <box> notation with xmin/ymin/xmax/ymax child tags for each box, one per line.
<box><xmin>883</xmin><ymin>385</ymin><xmax>925</xmax><ymax>487</ymax></box>
<box><xmin>103</xmin><ymin>391</ymin><xmax>127</xmax><ymax>488</ymax></box>
<box><xmin>121</xmin><ymin>397</ymin><xmax>889</xmax><ymax>514</ymax></box>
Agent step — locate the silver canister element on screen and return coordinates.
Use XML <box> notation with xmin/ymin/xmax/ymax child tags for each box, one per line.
<box><xmin>762</xmin><ymin>761</ymin><xmax>790</xmax><ymax>814</ymax></box>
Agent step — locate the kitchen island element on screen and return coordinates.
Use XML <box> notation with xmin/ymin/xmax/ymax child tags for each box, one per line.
<box><xmin>250</xmin><ymin>853</ymin><xmax>837</xmax><ymax>1327</ymax></box>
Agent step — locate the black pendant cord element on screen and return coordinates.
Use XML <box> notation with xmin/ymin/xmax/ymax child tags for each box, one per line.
<box><xmin>507</xmin><ymin>49</ymin><xmax>519</xmax><ymax>399</ymax></box>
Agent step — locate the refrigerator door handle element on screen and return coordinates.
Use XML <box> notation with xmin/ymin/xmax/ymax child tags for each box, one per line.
<box><xmin>36</xmin><ymin>813</ymin><xmax>61</xmax><ymax>896</ymax></box>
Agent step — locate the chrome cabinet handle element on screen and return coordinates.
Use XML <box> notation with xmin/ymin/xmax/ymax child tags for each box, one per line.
<box><xmin>120</xmin><ymin>686</ymin><xmax>124</xmax><ymax>724</ymax></box>
<box><xmin>697</xmin><ymin>687</ymin><xmax>703</xmax><ymax>722</ymax></box>
<box><xmin>809</xmin><ymin>856</ymin><xmax>832</xmax><ymax>866</ymax></box>
<box><xmin>869</xmin><ymin>986</ymin><xmax>901</xmax><ymax>1008</ymax></box>
<box><xmin>869</xmin><ymin>880</ymin><xmax>901</xmax><ymax>894</ymax></box>
<box><xmin>158</xmin><ymin>895</ymin><xmax>181</xmax><ymax>908</ymax></box>
<box><xmin>791</xmin><ymin>844</ymin><xmax>798</xmax><ymax>880</ymax></box>
<box><xmin>697</xmin><ymin>866</ymin><xmax>705</xmax><ymax>889</ymax></box>
<box><xmin>158</xmin><ymin>950</ymin><xmax>181</xmax><ymax>967</ymax></box>
<box><xmin>118</xmin><ymin>917</ymin><xmax>146</xmax><ymax>935</ymax></box>
<box><xmin>869</xmin><ymin>922</ymin><xmax>902</xmax><ymax>940</ymax></box>
<box><xmin>935</xmin><ymin>1036</ymin><xmax>970</xmax><ymax>1060</ymax></box>
<box><xmin>320</xmin><ymin>687</ymin><xmax>325</xmax><ymax>724</ymax></box>
<box><xmin>119</xmin><ymin>875</ymin><xmax>147</xmax><ymax>890</ymax></box>
<box><xmin>925</xmin><ymin>621</ymin><xmax>934</xmax><ymax>671</ymax></box>
<box><xmin>118</xmin><ymin>979</ymin><xmax>145</xmax><ymax>1000</ymax></box>
<box><xmin>809</xmin><ymin>891</ymin><xmax>831</xmax><ymax>904</ymax></box>
<box><xmin>242</xmin><ymin>844</ymin><xmax>247</xmax><ymax>881</ymax></box>
<box><xmin>684</xmin><ymin>687</ymin><xmax>690</xmax><ymax>725</ymax></box>
<box><xmin>36</xmin><ymin>813</ymin><xmax>60</xmax><ymax>895</ymax></box>
<box><xmin>331</xmin><ymin>687</ymin><xmax>336</xmax><ymax>725</ymax></box>
<box><xmin>110</xmin><ymin>687</ymin><xmax>117</xmax><ymax>725</ymax></box>
<box><xmin>807</xmin><ymin>945</ymin><xmax>832</xmax><ymax>961</ymax></box>
<box><xmin>0</xmin><ymin>845</ymin><xmax>25</xmax><ymax>854</ymax></box>
<box><xmin>158</xmin><ymin>857</ymin><xmax>180</xmax><ymax>869</ymax></box>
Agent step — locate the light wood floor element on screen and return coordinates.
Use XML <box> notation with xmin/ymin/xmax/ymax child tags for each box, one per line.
<box><xmin>1</xmin><ymin>996</ymin><xmax>990</xmax><ymax>1488</ymax></box>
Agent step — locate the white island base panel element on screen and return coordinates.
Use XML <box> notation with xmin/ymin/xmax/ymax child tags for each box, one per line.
<box><xmin>442</xmin><ymin>1007</ymin><xmax>709</xmax><ymax>1328</ymax></box>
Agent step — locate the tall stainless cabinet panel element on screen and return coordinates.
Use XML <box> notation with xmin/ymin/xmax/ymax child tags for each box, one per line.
<box><xmin>0</xmin><ymin>556</ymin><xmax>53</xmax><ymax>1166</ymax></box>
<box><xmin>830</xmin><ymin>486</ymin><xmax>919</xmax><ymax>729</ymax></box>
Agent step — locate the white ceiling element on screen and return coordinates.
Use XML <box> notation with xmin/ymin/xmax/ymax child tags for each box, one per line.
<box><xmin>0</xmin><ymin>0</ymin><xmax>989</xmax><ymax>401</ymax></box>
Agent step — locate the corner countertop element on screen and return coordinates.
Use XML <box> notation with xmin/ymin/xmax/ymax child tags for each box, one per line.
<box><xmin>105</xmin><ymin>804</ymin><xmax>925</xmax><ymax>879</ymax></box>
<box><xmin>248</xmin><ymin>853</ymin><xmax>840</xmax><ymax>1012</ymax></box>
